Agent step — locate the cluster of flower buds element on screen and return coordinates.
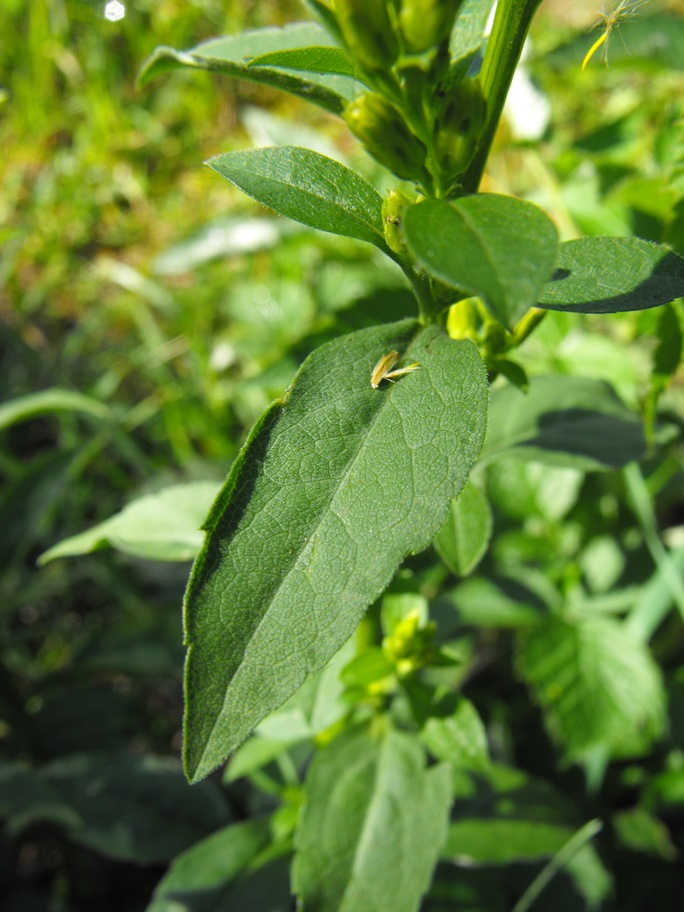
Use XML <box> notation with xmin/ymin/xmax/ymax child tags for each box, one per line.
<box><xmin>328</xmin><ymin>0</ymin><xmax>485</xmax><ymax>193</ymax></box>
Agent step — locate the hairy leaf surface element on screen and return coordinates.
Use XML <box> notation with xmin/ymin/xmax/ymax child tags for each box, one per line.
<box><xmin>183</xmin><ymin>320</ymin><xmax>488</xmax><ymax>780</ymax></box>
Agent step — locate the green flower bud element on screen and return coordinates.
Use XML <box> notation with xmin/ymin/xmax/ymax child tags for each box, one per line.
<box><xmin>434</xmin><ymin>77</ymin><xmax>487</xmax><ymax>186</ymax></box>
<box><xmin>399</xmin><ymin>0</ymin><xmax>464</xmax><ymax>54</ymax></box>
<box><xmin>381</xmin><ymin>189</ymin><xmax>414</xmax><ymax>255</ymax></box>
<box><xmin>334</xmin><ymin>0</ymin><xmax>399</xmax><ymax>73</ymax></box>
<box><xmin>344</xmin><ymin>93</ymin><xmax>428</xmax><ymax>181</ymax></box>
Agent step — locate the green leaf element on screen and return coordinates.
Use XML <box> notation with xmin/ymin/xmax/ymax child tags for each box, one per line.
<box><xmin>138</xmin><ymin>23</ymin><xmax>359</xmax><ymax>115</ymax></box>
<box><xmin>450</xmin><ymin>577</ymin><xmax>548</xmax><ymax>628</ymax></box>
<box><xmin>444</xmin><ymin>765</ymin><xmax>600</xmax><ymax>866</ymax></box>
<box><xmin>449</xmin><ymin>0</ymin><xmax>496</xmax><ymax>70</ymax></box>
<box><xmin>421</xmin><ymin>696</ymin><xmax>490</xmax><ymax>771</ymax></box>
<box><xmin>146</xmin><ymin>819</ymin><xmax>272</xmax><ymax>912</ymax></box>
<box><xmin>433</xmin><ymin>481</ymin><xmax>492</xmax><ymax>577</ymax></box>
<box><xmin>183</xmin><ymin>320</ymin><xmax>488</xmax><ymax>780</ymax></box>
<box><xmin>537</xmin><ymin>238</ymin><xmax>684</xmax><ymax>314</ymax></box>
<box><xmin>0</xmin><ymin>388</ymin><xmax>109</xmax><ymax>431</ymax></box>
<box><xmin>612</xmin><ymin>807</ymin><xmax>679</xmax><ymax>862</ymax></box>
<box><xmin>38</xmin><ymin>482</ymin><xmax>221</xmax><ymax>564</ymax></box>
<box><xmin>292</xmin><ymin>726</ymin><xmax>451</xmax><ymax>912</ymax></box>
<box><xmin>516</xmin><ymin>616</ymin><xmax>666</xmax><ymax>760</ymax></box>
<box><xmin>403</xmin><ymin>196</ymin><xmax>558</xmax><ymax>328</ymax></box>
<box><xmin>41</xmin><ymin>754</ymin><xmax>230</xmax><ymax>864</ymax></box>
<box><xmin>481</xmin><ymin>375</ymin><xmax>646</xmax><ymax>470</ymax></box>
<box><xmin>248</xmin><ymin>46</ymin><xmax>362</xmax><ymax>81</ymax></box>
<box><xmin>208</xmin><ymin>147</ymin><xmax>389</xmax><ymax>252</ymax></box>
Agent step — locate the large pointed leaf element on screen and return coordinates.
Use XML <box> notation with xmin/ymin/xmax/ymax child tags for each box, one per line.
<box><xmin>403</xmin><ymin>196</ymin><xmax>558</xmax><ymax>327</ymax></box>
<box><xmin>207</xmin><ymin>147</ymin><xmax>389</xmax><ymax>251</ymax></box>
<box><xmin>537</xmin><ymin>237</ymin><xmax>684</xmax><ymax>313</ymax></box>
<box><xmin>292</xmin><ymin>727</ymin><xmax>451</xmax><ymax>912</ymax></box>
<box><xmin>138</xmin><ymin>23</ymin><xmax>360</xmax><ymax>114</ymax></box>
<box><xmin>183</xmin><ymin>320</ymin><xmax>488</xmax><ymax>780</ymax></box>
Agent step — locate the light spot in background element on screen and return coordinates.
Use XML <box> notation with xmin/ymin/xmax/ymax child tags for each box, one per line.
<box><xmin>104</xmin><ymin>1</ymin><xmax>126</xmax><ymax>22</ymax></box>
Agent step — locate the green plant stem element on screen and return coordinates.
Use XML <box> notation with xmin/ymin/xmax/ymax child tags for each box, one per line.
<box><xmin>511</xmin><ymin>819</ymin><xmax>603</xmax><ymax>912</ymax></box>
<box><xmin>461</xmin><ymin>0</ymin><xmax>544</xmax><ymax>194</ymax></box>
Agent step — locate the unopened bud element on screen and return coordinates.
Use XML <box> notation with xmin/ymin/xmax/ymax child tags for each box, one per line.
<box><xmin>434</xmin><ymin>77</ymin><xmax>486</xmax><ymax>184</ymax></box>
<box><xmin>382</xmin><ymin>189</ymin><xmax>414</xmax><ymax>255</ymax></box>
<box><xmin>345</xmin><ymin>93</ymin><xmax>428</xmax><ymax>181</ymax></box>
<box><xmin>399</xmin><ymin>0</ymin><xmax>464</xmax><ymax>54</ymax></box>
<box><xmin>334</xmin><ymin>0</ymin><xmax>399</xmax><ymax>73</ymax></box>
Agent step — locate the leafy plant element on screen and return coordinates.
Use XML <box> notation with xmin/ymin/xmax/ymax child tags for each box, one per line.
<box><xmin>9</xmin><ymin>0</ymin><xmax>684</xmax><ymax>910</ymax></box>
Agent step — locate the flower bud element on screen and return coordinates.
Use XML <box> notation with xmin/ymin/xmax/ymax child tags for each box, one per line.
<box><xmin>381</xmin><ymin>189</ymin><xmax>414</xmax><ymax>255</ymax></box>
<box><xmin>344</xmin><ymin>93</ymin><xmax>428</xmax><ymax>181</ymax></box>
<box><xmin>399</xmin><ymin>0</ymin><xmax>464</xmax><ymax>54</ymax></box>
<box><xmin>434</xmin><ymin>77</ymin><xmax>486</xmax><ymax>184</ymax></box>
<box><xmin>334</xmin><ymin>0</ymin><xmax>399</xmax><ymax>73</ymax></box>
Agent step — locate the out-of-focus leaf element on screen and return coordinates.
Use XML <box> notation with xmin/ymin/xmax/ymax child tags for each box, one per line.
<box><xmin>146</xmin><ymin>818</ymin><xmax>272</xmax><ymax>912</ymax></box>
<box><xmin>516</xmin><ymin>616</ymin><xmax>666</xmax><ymax>760</ymax></box>
<box><xmin>433</xmin><ymin>481</ymin><xmax>493</xmax><ymax>577</ymax></box>
<box><xmin>292</xmin><ymin>726</ymin><xmax>451</xmax><ymax>912</ymax></box>
<box><xmin>42</xmin><ymin>754</ymin><xmax>230</xmax><ymax>864</ymax></box>
<box><xmin>481</xmin><ymin>376</ymin><xmax>646</xmax><ymax>470</ymax></box>
<box><xmin>138</xmin><ymin>24</ymin><xmax>359</xmax><ymax>114</ymax></box>
<box><xmin>38</xmin><ymin>482</ymin><xmax>221</xmax><ymax>564</ymax></box>
<box><xmin>421</xmin><ymin>697</ymin><xmax>490</xmax><ymax>771</ymax></box>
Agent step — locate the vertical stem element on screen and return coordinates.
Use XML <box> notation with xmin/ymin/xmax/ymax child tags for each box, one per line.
<box><xmin>461</xmin><ymin>0</ymin><xmax>544</xmax><ymax>194</ymax></box>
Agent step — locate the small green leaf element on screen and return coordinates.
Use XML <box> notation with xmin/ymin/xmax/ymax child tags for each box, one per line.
<box><xmin>421</xmin><ymin>697</ymin><xmax>490</xmax><ymax>771</ymax></box>
<box><xmin>403</xmin><ymin>196</ymin><xmax>558</xmax><ymax>327</ymax></box>
<box><xmin>208</xmin><ymin>147</ymin><xmax>389</xmax><ymax>252</ymax></box>
<box><xmin>183</xmin><ymin>320</ymin><xmax>488</xmax><ymax>780</ymax></box>
<box><xmin>146</xmin><ymin>819</ymin><xmax>272</xmax><ymax>912</ymax></box>
<box><xmin>516</xmin><ymin>616</ymin><xmax>666</xmax><ymax>759</ymax></box>
<box><xmin>292</xmin><ymin>727</ymin><xmax>451</xmax><ymax>912</ymax></box>
<box><xmin>38</xmin><ymin>482</ymin><xmax>221</xmax><ymax>565</ymax></box>
<box><xmin>248</xmin><ymin>46</ymin><xmax>362</xmax><ymax>81</ymax></box>
<box><xmin>42</xmin><ymin>754</ymin><xmax>230</xmax><ymax>864</ymax></box>
<box><xmin>449</xmin><ymin>0</ymin><xmax>496</xmax><ymax>71</ymax></box>
<box><xmin>434</xmin><ymin>481</ymin><xmax>492</xmax><ymax>577</ymax></box>
<box><xmin>537</xmin><ymin>238</ymin><xmax>684</xmax><ymax>313</ymax></box>
<box><xmin>138</xmin><ymin>23</ymin><xmax>359</xmax><ymax>114</ymax></box>
<box><xmin>451</xmin><ymin>577</ymin><xmax>548</xmax><ymax>628</ymax></box>
<box><xmin>481</xmin><ymin>375</ymin><xmax>646</xmax><ymax>470</ymax></box>
<box><xmin>612</xmin><ymin>807</ymin><xmax>679</xmax><ymax>861</ymax></box>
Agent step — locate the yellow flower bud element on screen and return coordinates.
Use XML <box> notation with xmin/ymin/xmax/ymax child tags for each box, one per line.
<box><xmin>344</xmin><ymin>93</ymin><xmax>428</xmax><ymax>181</ymax></box>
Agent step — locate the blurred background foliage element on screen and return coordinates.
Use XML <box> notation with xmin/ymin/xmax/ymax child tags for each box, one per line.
<box><xmin>1</xmin><ymin>1</ymin><xmax>684</xmax><ymax>910</ymax></box>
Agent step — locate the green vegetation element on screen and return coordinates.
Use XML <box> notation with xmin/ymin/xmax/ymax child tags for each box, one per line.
<box><xmin>2</xmin><ymin>1</ymin><xmax>684</xmax><ymax>910</ymax></box>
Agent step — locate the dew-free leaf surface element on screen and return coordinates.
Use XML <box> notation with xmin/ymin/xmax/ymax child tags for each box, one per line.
<box><xmin>183</xmin><ymin>320</ymin><xmax>488</xmax><ymax>780</ymax></box>
<box><xmin>537</xmin><ymin>237</ymin><xmax>684</xmax><ymax>313</ymax></box>
<box><xmin>207</xmin><ymin>146</ymin><xmax>389</xmax><ymax>251</ymax></box>
<box><xmin>293</xmin><ymin>726</ymin><xmax>451</xmax><ymax>912</ymax></box>
<box><xmin>403</xmin><ymin>195</ymin><xmax>558</xmax><ymax>327</ymax></box>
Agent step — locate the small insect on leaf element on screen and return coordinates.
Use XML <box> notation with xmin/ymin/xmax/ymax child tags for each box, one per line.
<box><xmin>370</xmin><ymin>350</ymin><xmax>421</xmax><ymax>389</ymax></box>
